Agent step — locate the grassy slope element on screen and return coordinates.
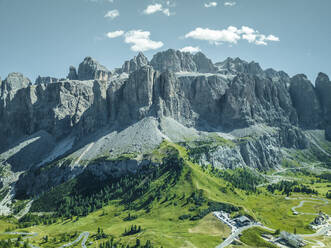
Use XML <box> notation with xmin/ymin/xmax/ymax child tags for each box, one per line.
<box><xmin>1</xmin><ymin>141</ymin><xmax>331</xmax><ymax>247</ymax></box>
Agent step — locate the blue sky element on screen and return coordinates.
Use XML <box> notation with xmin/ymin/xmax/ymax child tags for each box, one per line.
<box><xmin>0</xmin><ymin>0</ymin><xmax>330</xmax><ymax>82</ymax></box>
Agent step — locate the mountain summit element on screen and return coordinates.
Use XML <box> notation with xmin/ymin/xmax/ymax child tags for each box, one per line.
<box><xmin>0</xmin><ymin>49</ymin><xmax>330</xmax><ymax>214</ymax></box>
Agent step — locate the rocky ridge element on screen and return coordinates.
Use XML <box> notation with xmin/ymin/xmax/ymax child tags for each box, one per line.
<box><xmin>0</xmin><ymin>49</ymin><xmax>330</xmax><ymax>213</ymax></box>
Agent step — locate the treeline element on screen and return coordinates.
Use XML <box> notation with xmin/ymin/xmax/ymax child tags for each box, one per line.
<box><xmin>179</xmin><ymin>190</ymin><xmax>239</xmax><ymax>221</ymax></box>
<box><xmin>0</xmin><ymin>239</ymin><xmax>29</xmax><ymax>248</ymax></box>
<box><xmin>209</xmin><ymin>167</ymin><xmax>264</xmax><ymax>192</ymax></box>
<box><xmin>18</xmin><ymin>213</ymin><xmax>57</xmax><ymax>228</ymax></box>
<box><xmin>317</xmin><ymin>172</ymin><xmax>331</xmax><ymax>182</ymax></box>
<box><xmin>123</xmin><ymin>225</ymin><xmax>142</xmax><ymax>236</ymax></box>
<box><xmin>267</xmin><ymin>180</ymin><xmax>318</xmax><ymax>195</ymax></box>
<box><xmin>98</xmin><ymin>238</ymin><xmax>153</xmax><ymax>248</ymax></box>
<box><xmin>31</xmin><ymin>150</ymin><xmax>184</xmax><ymax>219</ymax></box>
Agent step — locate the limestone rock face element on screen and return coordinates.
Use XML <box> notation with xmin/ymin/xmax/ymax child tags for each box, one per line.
<box><xmin>315</xmin><ymin>72</ymin><xmax>331</xmax><ymax>140</ymax></box>
<box><xmin>121</xmin><ymin>52</ymin><xmax>149</xmax><ymax>74</ymax></box>
<box><xmin>220</xmin><ymin>73</ymin><xmax>297</xmax><ymax>129</ymax></box>
<box><xmin>1</xmin><ymin>51</ymin><xmax>331</xmax><ymax>202</ymax></box>
<box><xmin>35</xmin><ymin>76</ymin><xmax>58</xmax><ymax>84</ymax></box>
<box><xmin>0</xmin><ymin>79</ymin><xmax>109</xmax><ymax>150</ymax></box>
<box><xmin>1</xmin><ymin>72</ymin><xmax>30</xmax><ymax>93</ymax></box>
<box><xmin>67</xmin><ymin>66</ymin><xmax>78</xmax><ymax>80</ymax></box>
<box><xmin>151</xmin><ymin>49</ymin><xmax>197</xmax><ymax>72</ymax></box>
<box><xmin>289</xmin><ymin>74</ymin><xmax>322</xmax><ymax>129</ymax></box>
<box><xmin>215</xmin><ymin>57</ymin><xmax>264</xmax><ymax>76</ymax></box>
<box><xmin>78</xmin><ymin>57</ymin><xmax>111</xmax><ymax>81</ymax></box>
<box><xmin>193</xmin><ymin>52</ymin><xmax>217</xmax><ymax>73</ymax></box>
<box><xmin>150</xmin><ymin>49</ymin><xmax>218</xmax><ymax>73</ymax></box>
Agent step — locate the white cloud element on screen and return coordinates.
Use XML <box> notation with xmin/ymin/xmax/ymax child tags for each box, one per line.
<box><xmin>106</xmin><ymin>30</ymin><xmax>124</xmax><ymax>38</ymax></box>
<box><xmin>124</xmin><ymin>30</ymin><xmax>164</xmax><ymax>52</ymax></box>
<box><xmin>143</xmin><ymin>3</ymin><xmax>172</xmax><ymax>16</ymax></box>
<box><xmin>104</xmin><ymin>9</ymin><xmax>119</xmax><ymax>19</ymax></box>
<box><xmin>162</xmin><ymin>8</ymin><xmax>170</xmax><ymax>16</ymax></box>
<box><xmin>144</xmin><ymin>4</ymin><xmax>163</xmax><ymax>14</ymax></box>
<box><xmin>204</xmin><ymin>2</ymin><xmax>217</xmax><ymax>8</ymax></box>
<box><xmin>224</xmin><ymin>1</ymin><xmax>236</xmax><ymax>7</ymax></box>
<box><xmin>185</xmin><ymin>26</ymin><xmax>279</xmax><ymax>46</ymax></box>
<box><xmin>180</xmin><ymin>46</ymin><xmax>201</xmax><ymax>53</ymax></box>
<box><xmin>185</xmin><ymin>27</ymin><xmax>241</xmax><ymax>44</ymax></box>
<box><xmin>266</xmin><ymin>34</ymin><xmax>280</xmax><ymax>41</ymax></box>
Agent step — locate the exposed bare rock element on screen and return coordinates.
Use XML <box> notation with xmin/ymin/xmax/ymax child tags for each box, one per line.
<box><xmin>215</xmin><ymin>57</ymin><xmax>264</xmax><ymax>76</ymax></box>
<box><xmin>289</xmin><ymin>74</ymin><xmax>322</xmax><ymax>129</ymax></box>
<box><xmin>78</xmin><ymin>57</ymin><xmax>111</xmax><ymax>81</ymax></box>
<box><xmin>0</xmin><ymin>50</ymin><xmax>330</xmax><ymax>204</ymax></box>
<box><xmin>315</xmin><ymin>72</ymin><xmax>331</xmax><ymax>140</ymax></box>
<box><xmin>151</xmin><ymin>49</ymin><xmax>197</xmax><ymax>72</ymax></box>
<box><xmin>35</xmin><ymin>76</ymin><xmax>58</xmax><ymax>84</ymax></box>
<box><xmin>67</xmin><ymin>65</ymin><xmax>78</xmax><ymax>80</ymax></box>
<box><xmin>1</xmin><ymin>72</ymin><xmax>30</xmax><ymax>93</ymax></box>
<box><xmin>121</xmin><ymin>52</ymin><xmax>149</xmax><ymax>74</ymax></box>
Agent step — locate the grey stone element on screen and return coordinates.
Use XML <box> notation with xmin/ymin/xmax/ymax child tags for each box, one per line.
<box><xmin>121</xmin><ymin>52</ymin><xmax>149</xmax><ymax>74</ymax></box>
<box><xmin>67</xmin><ymin>66</ymin><xmax>78</xmax><ymax>80</ymax></box>
<box><xmin>315</xmin><ymin>72</ymin><xmax>331</xmax><ymax>141</ymax></box>
<box><xmin>78</xmin><ymin>57</ymin><xmax>111</xmax><ymax>81</ymax></box>
<box><xmin>289</xmin><ymin>74</ymin><xmax>322</xmax><ymax>129</ymax></box>
<box><xmin>215</xmin><ymin>57</ymin><xmax>264</xmax><ymax>76</ymax></box>
<box><xmin>1</xmin><ymin>72</ymin><xmax>30</xmax><ymax>93</ymax></box>
<box><xmin>193</xmin><ymin>52</ymin><xmax>217</xmax><ymax>73</ymax></box>
<box><xmin>35</xmin><ymin>76</ymin><xmax>58</xmax><ymax>84</ymax></box>
<box><xmin>150</xmin><ymin>49</ymin><xmax>197</xmax><ymax>72</ymax></box>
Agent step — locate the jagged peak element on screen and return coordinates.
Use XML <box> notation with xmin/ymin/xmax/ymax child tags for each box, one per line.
<box><xmin>35</xmin><ymin>76</ymin><xmax>58</xmax><ymax>84</ymax></box>
<box><xmin>316</xmin><ymin>72</ymin><xmax>330</xmax><ymax>84</ymax></box>
<box><xmin>2</xmin><ymin>72</ymin><xmax>31</xmax><ymax>92</ymax></box>
<box><xmin>121</xmin><ymin>52</ymin><xmax>150</xmax><ymax>74</ymax></box>
<box><xmin>216</xmin><ymin>57</ymin><xmax>263</xmax><ymax>75</ymax></box>
<box><xmin>78</xmin><ymin>56</ymin><xmax>111</xmax><ymax>81</ymax></box>
<box><xmin>150</xmin><ymin>49</ymin><xmax>216</xmax><ymax>73</ymax></box>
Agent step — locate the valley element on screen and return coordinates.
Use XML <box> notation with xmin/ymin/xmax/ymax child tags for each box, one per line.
<box><xmin>0</xmin><ymin>49</ymin><xmax>331</xmax><ymax>247</ymax></box>
<box><xmin>0</xmin><ymin>139</ymin><xmax>331</xmax><ymax>248</ymax></box>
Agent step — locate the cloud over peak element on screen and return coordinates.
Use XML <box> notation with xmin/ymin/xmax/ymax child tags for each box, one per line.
<box><xmin>124</xmin><ymin>30</ymin><xmax>164</xmax><ymax>52</ymax></box>
<box><xmin>185</xmin><ymin>26</ymin><xmax>279</xmax><ymax>46</ymax></box>
<box><xmin>106</xmin><ymin>29</ymin><xmax>164</xmax><ymax>52</ymax></box>
<box><xmin>180</xmin><ymin>46</ymin><xmax>201</xmax><ymax>53</ymax></box>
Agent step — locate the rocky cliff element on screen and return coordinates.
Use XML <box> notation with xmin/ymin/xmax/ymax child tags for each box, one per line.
<box><xmin>0</xmin><ymin>49</ymin><xmax>330</xmax><ymax>211</ymax></box>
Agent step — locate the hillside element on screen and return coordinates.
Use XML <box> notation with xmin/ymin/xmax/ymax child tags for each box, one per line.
<box><xmin>0</xmin><ymin>49</ymin><xmax>331</xmax><ymax>247</ymax></box>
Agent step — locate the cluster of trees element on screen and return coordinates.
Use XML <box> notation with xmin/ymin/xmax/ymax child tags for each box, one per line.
<box><xmin>267</xmin><ymin>180</ymin><xmax>318</xmax><ymax>196</ymax></box>
<box><xmin>317</xmin><ymin>172</ymin><xmax>331</xmax><ymax>182</ymax></box>
<box><xmin>18</xmin><ymin>213</ymin><xmax>57</xmax><ymax>228</ymax></box>
<box><xmin>186</xmin><ymin>141</ymin><xmax>217</xmax><ymax>164</ymax></box>
<box><xmin>123</xmin><ymin>213</ymin><xmax>137</xmax><ymax>221</ymax></box>
<box><xmin>98</xmin><ymin>238</ymin><xmax>153</xmax><ymax>248</ymax></box>
<box><xmin>210</xmin><ymin>167</ymin><xmax>264</xmax><ymax>192</ymax></box>
<box><xmin>29</xmin><ymin>150</ymin><xmax>184</xmax><ymax>221</ymax></box>
<box><xmin>326</xmin><ymin>191</ymin><xmax>331</xmax><ymax>199</ymax></box>
<box><xmin>96</xmin><ymin>227</ymin><xmax>108</xmax><ymax>240</ymax></box>
<box><xmin>0</xmin><ymin>238</ymin><xmax>29</xmax><ymax>248</ymax></box>
<box><xmin>123</xmin><ymin>225</ymin><xmax>142</xmax><ymax>236</ymax></box>
<box><xmin>179</xmin><ymin>191</ymin><xmax>239</xmax><ymax>221</ymax></box>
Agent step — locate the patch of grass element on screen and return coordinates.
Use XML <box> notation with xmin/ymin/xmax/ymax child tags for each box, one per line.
<box><xmin>240</xmin><ymin>227</ymin><xmax>277</xmax><ymax>248</ymax></box>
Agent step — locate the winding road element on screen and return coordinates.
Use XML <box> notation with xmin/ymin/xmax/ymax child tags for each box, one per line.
<box><xmin>285</xmin><ymin>197</ymin><xmax>329</xmax><ymax>216</ymax></box>
<box><xmin>215</xmin><ymin>223</ymin><xmax>274</xmax><ymax>248</ymax></box>
<box><xmin>3</xmin><ymin>231</ymin><xmax>90</xmax><ymax>248</ymax></box>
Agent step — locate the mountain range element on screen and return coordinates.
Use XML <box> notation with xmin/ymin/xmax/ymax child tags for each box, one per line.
<box><xmin>0</xmin><ymin>49</ymin><xmax>330</xmax><ymax>216</ymax></box>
